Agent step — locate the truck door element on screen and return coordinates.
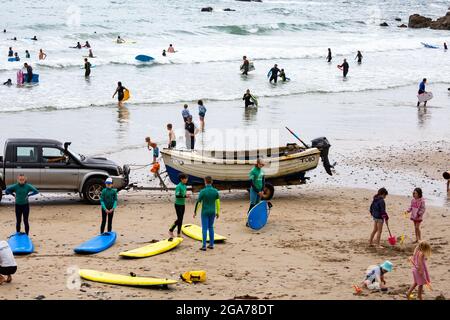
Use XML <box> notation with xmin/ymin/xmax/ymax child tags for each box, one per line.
<box><xmin>40</xmin><ymin>147</ymin><xmax>79</xmax><ymax>190</ymax></box>
<box><xmin>11</xmin><ymin>145</ymin><xmax>41</xmax><ymax>186</ymax></box>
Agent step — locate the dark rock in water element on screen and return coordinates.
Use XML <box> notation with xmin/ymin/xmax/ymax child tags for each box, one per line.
<box><xmin>408</xmin><ymin>14</ymin><xmax>432</xmax><ymax>28</ymax></box>
<box><xmin>201</xmin><ymin>7</ymin><xmax>213</xmax><ymax>12</ymax></box>
<box><xmin>430</xmin><ymin>11</ymin><xmax>450</xmax><ymax>30</ymax></box>
<box><xmin>398</xmin><ymin>24</ymin><xmax>408</xmax><ymax>28</ymax></box>
<box><xmin>395</xmin><ymin>17</ymin><xmax>402</xmax><ymax>21</ymax></box>
<box><xmin>34</xmin><ymin>295</ymin><xmax>45</xmax><ymax>300</ymax></box>
<box><xmin>236</xmin><ymin>0</ymin><xmax>262</xmax><ymax>2</ymax></box>
<box><xmin>379</xmin><ymin>22</ymin><xmax>389</xmax><ymax>27</ymax></box>
<box><xmin>223</xmin><ymin>8</ymin><xmax>236</xmax><ymax>11</ymax></box>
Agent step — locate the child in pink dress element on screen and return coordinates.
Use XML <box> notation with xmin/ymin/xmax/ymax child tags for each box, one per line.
<box><xmin>405</xmin><ymin>187</ymin><xmax>425</xmax><ymax>243</ymax></box>
<box><xmin>406</xmin><ymin>241</ymin><xmax>431</xmax><ymax>300</ymax></box>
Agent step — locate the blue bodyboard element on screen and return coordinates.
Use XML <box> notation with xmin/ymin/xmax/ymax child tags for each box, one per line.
<box><xmin>8</xmin><ymin>232</ymin><xmax>34</xmax><ymax>255</ymax></box>
<box><xmin>247</xmin><ymin>201</ymin><xmax>269</xmax><ymax>230</ymax></box>
<box><xmin>74</xmin><ymin>232</ymin><xmax>117</xmax><ymax>254</ymax></box>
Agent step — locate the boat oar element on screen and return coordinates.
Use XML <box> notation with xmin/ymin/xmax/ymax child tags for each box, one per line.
<box><xmin>285</xmin><ymin>127</ymin><xmax>309</xmax><ymax>148</ymax></box>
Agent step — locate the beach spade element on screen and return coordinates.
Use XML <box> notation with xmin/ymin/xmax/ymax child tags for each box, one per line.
<box><xmin>385</xmin><ymin>221</ymin><xmax>397</xmax><ymax>245</ymax></box>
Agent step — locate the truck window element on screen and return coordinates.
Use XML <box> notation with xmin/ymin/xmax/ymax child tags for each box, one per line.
<box><xmin>42</xmin><ymin>147</ymin><xmax>67</xmax><ymax>164</ymax></box>
<box><xmin>16</xmin><ymin>146</ymin><xmax>39</xmax><ymax>163</ymax></box>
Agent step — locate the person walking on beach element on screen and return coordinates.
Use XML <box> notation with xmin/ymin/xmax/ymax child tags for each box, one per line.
<box><xmin>326</xmin><ymin>48</ymin><xmax>332</xmax><ymax>63</ymax></box>
<box><xmin>198</xmin><ymin>100</ymin><xmax>206</xmax><ymax>131</ymax></box>
<box><xmin>268</xmin><ymin>64</ymin><xmax>280</xmax><ymax>84</ymax></box>
<box><xmin>406</xmin><ymin>241</ymin><xmax>432</xmax><ymax>300</ymax></box>
<box><xmin>112</xmin><ymin>81</ymin><xmax>127</xmax><ymax>107</ymax></box>
<box><xmin>167</xmin><ymin>123</ymin><xmax>176</xmax><ymax>149</ymax></box>
<box><xmin>405</xmin><ymin>188</ymin><xmax>426</xmax><ymax>243</ymax></box>
<box><xmin>417</xmin><ymin>78</ymin><xmax>428</xmax><ymax>107</ymax></box>
<box><xmin>355</xmin><ymin>50</ymin><xmax>363</xmax><ymax>64</ymax></box>
<box><xmin>193</xmin><ymin>176</ymin><xmax>220</xmax><ymax>251</ymax></box>
<box><xmin>169</xmin><ymin>173</ymin><xmax>190</xmax><ymax>238</ymax></box>
<box><xmin>248</xmin><ymin>158</ymin><xmax>265</xmax><ymax>213</ymax></box>
<box><xmin>5</xmin><ymin>174</ymin><xmax>39</xmax><ymax>235</ymax></box>
<box><xmin>338</xmin><ymin>59</ymin><xmax>349</xmax><ymax>78</ymax></box>
<box><xmin>243</xmin><ymin>89</ymin><xmax>255</xmax><ymax>108</ymax></box>
<box><xmin>241</xmin><ymin>56</ymin><xmax>250</xmax><ymax>75</ymax></box>
<box><xmin>23</xmin><ymin>63</ymin><xmax>33</xmax><ymax>83</ymax></box>
<box><xmin>99</xmin><ymin>178</ymin><xmax>117</xmax><ymax>234</ymax></box>
<box><xmin>0</xmin><ymin>240</ymin><xmax>17</xmax><ymax>285</ymax></box>
<box><xmin>369</xmin><ymin>187</ymin><xmax>388</xmax><ymax>248</ymax></box>
<box><xmin>182</xmin><ymin>104</ymin><xmax>191</xmax><ymax>123</ymax></box>
<box><xmin>38</xmin><ymin>49</ymin><xmax>47</xmax><ymax>60</ymax></box>
<box><xmin>185</xmin><ymin>116</ymin><xmax>198</xmax><ymax>150</ymax></box>
<box><xmin>84</xmin><ymin>58</ymin><xmax>91</xmax><ymax>77</ymax></box>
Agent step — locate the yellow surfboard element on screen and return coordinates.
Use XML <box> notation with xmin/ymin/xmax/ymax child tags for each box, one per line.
<box><xmin>181</xmin><ymin>224</ymin><xmax>227</xmax><ymax>242</ymax></box>
<box><xmin>123</xmin><ymin>89</ymin><xmax>130</xmax><ymax>101</ymax></box>
<box><xmin>119</xmin><ymin>237</ymin><xmax>183</xmax><ymax>258</ymax></box>
<box><xmin>79</xmin><ymin>269</ymin><xmax>177</xmax><ymax>286</ymax></box>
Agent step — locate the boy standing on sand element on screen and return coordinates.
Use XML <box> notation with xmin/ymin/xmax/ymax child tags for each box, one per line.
<box><xmin>194</xmin><ymin>176</ymin><xmax>220</xmax><ymax>251</ymax></box>
<box><xmin>248</xmin><ymin>158</ymin><xmax>265</xmax><ymax>213</ymax></box>
<box><xmin>99</xmin><ymin>178</ymin><xmax>117</xmax><ymax>234</ymax></box>
<box><xmin>0</xmin><ymin>240</ymin><xmax>17</xmax><ymax>285</ymax></box>
<box><xmin>169</xmin><ymin>173</ymin><xmax>190</xmax><ymax>238</ymax></box>
<box><xmin>5</xmin><ymin>174</ymin><xmax>39</xmax><ymax>235</ymax></box>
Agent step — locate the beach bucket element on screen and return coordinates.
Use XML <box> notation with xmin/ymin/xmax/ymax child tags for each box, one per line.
<box><xmin>180</xmin><ymin>270</ymin><xmax>207</xmax><ymax>284</ymax></box>
<box><xmin>388</xmin><ymin>236</ymin><xmax>397</xmax><ymax>246</ymax></box>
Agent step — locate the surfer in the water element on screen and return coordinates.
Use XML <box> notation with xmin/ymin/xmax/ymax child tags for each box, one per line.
<box><xmin>14</xmin><ymin>52</ymin><xmax>20</xmax><ymax>61</ymax></box>
<box><xmin>248</xmin><ymin>157</ymin><xmax>265</xmax><ymax>214</ymax></box>
<box><xmin>3</xmin><ymin>79</ymin><xmax>12</xmax><ymax>86</ymax></box>
<box><xmin>167</xmin><ymin>44</ymin><xmax>176</xmax><ymax>53</ymax></box>
<box><xmin>268</xmin><ymin>64</ymin><xmax>280</xmax><ymax>84</ymax></box>
<box><xmin>116</xmin><ymin>36</ymin><xmax>125</xmax><ymax>44</ymax></box>
<box><xmin>338</xmin><ymin>59</ymin><xmax>349</xmax><ymax>78</ymax></box>
<box><xmin>279</xmin><ymin>69</ymin><xmax>290</xmax><ymax>82</ymax></box>
<box><xmin>99</xmin><ymin>178</ymin><xmax>118</xmax><ymax>234</ymax></box>
<box><xmin>25</xmin><ymin>50</ymin><xmax>30</xmax><ymax>59</ymax></box>
<box><xmin>72</xmin><ymin>42</ymin><xmax>82</xmax><ymax>49</ymax></box>
<box><xmin>88</xmin><ymin>49</ymin><xmax>95</xmax><ymax>58</ymax></box>
<box><xmin>241</xmin><ymin>56</ymin><xmax>250</xmax><ymax>75</ymax></box>
<box><xmin>417</xmin><ymin>78</ymin><xmax>428</xmax><ymax>107</ymax></box>
<box><xmin>5</xmin><ymin>174</ymin><xmax>39</xmax><ymax>235</ymax></box>
<box><xmin>38</xmin><ymin>49</ymin><xmax>47</xmax><ymax>60</ymax></box>
<box><xmin>84</xmin><ymin>58</ymin><xmax>91</xmax><ymax>77</ymax></box>
<box><xmin>444</xmin><ymin>42</ymin><xmax>448</xmax><ymax>50</ymax></box>
<box><xmin>327</xmin><ymin>48</ymin><xmax>332</xmax><ymax>63</ymax></box>
<box><xmin>31</xmin><ymin>36</ymin><xmax>37</xmax><ymax>41</ymax></box>
<box><xmin>8</xmin><ymin>47</ymin><xmax>13</xmax><ymax>57</ymax></box>
<box><xmin>355</xmin><ymin>50</ymin><xmax>363</xmax><ymax>64</ymax></box>
<box><xmin>23</xmin><ymin>63</ymin><xmax>33</xmax><ymax>83</ymax></box>
<box><xmin>169</xmin><ymin>173</ymin><xmax>190</xmax><ymax>238</ymax></box>
<box><xmin>112</xmin><ymin>81</ymin><xmax>127</xmax><ymax>107</ymax></box>
<box><xmin>243</xmin><ymin>89</ymin><xmax>255</xmax><ymax>108</ymax></box>
<box><xmin>162</xmin><ymin>49</ymin><xmax>167</xmax><ymax>56</ymax></box>
<box><xmin>194</xmin><ymin>176</ymin><xmax>220</xmax><ymax>251</ymax></box>
<box><xmin>82</xmin><ymin>41</ymin><xmax>91</xmax><ymax>48</ymax></box>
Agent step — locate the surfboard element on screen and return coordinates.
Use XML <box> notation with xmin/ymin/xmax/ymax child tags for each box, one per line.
<box><xmin>135</xmin><ymin>55</ymin><xmax>154</xmax><ymax>62</ymax></box>
<box><xmin>8</xmin><ymin>232</ymin><xmax>34</xmax><ymax>255</ymax></box>
<box><xmin>267</xmin><ymin>70</ymin><xmax>272</xmax><ymax>78</ymax></box>
<box><xmin>181</xmin><ymin>224</ymin><xmax>226</xmax><ymax>242</ymax></box>
<box><xmin>250</xmin><ymin>94</ymin><xmax>258</xmax><ymax>106</ymax></box>
<box><xmin>8</xmin><ymin>57</ymin><xmax>16</xmax><ymax>62</ymax></box>
<box><xmin>119</xmin><ymin>237</ymin><xmax>183</xmax><ymax>258</ymax></box>
<box><xmin>17</xmin><ymin>70</ymin><xmax>24</xmax><ymax>85</ymax></box>
<box><xmin>123</xmin><ymin>89</ymin><xmax>130</xmax><ymax>101</ymax></box>
<box><xmin>79</xmin><ymin>269</ymin><xmax>177</xmax><ymax>287</ymax></box>
<box><xmin>417</xmin><ymin>92</ymin><xmax>433</xmax><ymax>103</ymax></box>
<box><xmin>247</xmin><ymin>201</ymin><xmax>269</xmax><ymax>230</ymax></box>
<box><xmin>421</xmin><ymin>42</ymin><xmax>439</xmax><ymax>49</ymax></box>
<box><xmin>240</xmin><ymin>62</ymin><xmax>255</xmax><ymax>72</ymax></box>
<box><xmin>22</xmin><ymin>73</ymin><xmax>39</xmax><ymax>83</ymax></box>
<box><xmin>74</xmin><ymin>232</ymin><xmax>117</xmax><ymax>254</ymax></box>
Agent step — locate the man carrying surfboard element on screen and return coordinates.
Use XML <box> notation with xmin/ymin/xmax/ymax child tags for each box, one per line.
<box><xmin>5</xmin><ymin>174</ymin><xmax>39</xmax><ymax>235</ymax></box>
<box><xmin>169</xmin><ymin>173</ymin><xmax>190</xmax><ymax>238</ymax></box>
<box><xmin>193</xmin><ymin>176</ymin><xmax>220</xmax><ymax>251</ymax></box>
<box><xmin>268</xmin><ymin>64</ymin><xmax>280</xmax><ymax>84</ymax></box>
<box><xmin>248</xmin><ymin>158</ymin><xmax>265</xmax><ymax>213</ymax></box>
<box><xmin>417</xmin><ymin>78</ymin><xmax>428</xmax><ymax>107</ymax></box>
<box><xmin>241</xmin><ymin>56</ymin><xmax>250</xmax><ymax>75</ymax></box>
<box><xmin>243</xmin><ymin>89</ymin><xmax>256</xmax><ymax>108</ymax></box>
<box><xmin>99</xmin><ymin>178</ymin><xmax>118</xmax><ymax>234</ymax></box>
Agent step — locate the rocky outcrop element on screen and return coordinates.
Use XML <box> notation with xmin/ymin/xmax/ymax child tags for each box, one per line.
<box><xmin>223</xmin><ymin>8</ymin><xmax>236</xmax><ymax>11</ymax></box>
<box><xmin>398</xmin><ymin>24</ymin><xmax>407</xmax><ymax>28</ymax></box>
<box><xmin>408</xmin><ymin>14</ymin><xmax>432</xmax><ymax>28</ymax></box>
<box><xmin>379</xmin><ymin>22</ymin><xmax>389</xmax><ymax>27</ymax></box>
<box><xmin>201</xmin><ymin>7</ymin><xmax>213</xmax><ymax>12</ymax></box>
<box><xmin>395</xmin><ymin>17</ymin><xmax>402</xmax><ymax>22</ymax></box>
<box><xmin>408</xmin><ymin>12</ymin><xmax>450</xmax><ymax>30</ymax></box>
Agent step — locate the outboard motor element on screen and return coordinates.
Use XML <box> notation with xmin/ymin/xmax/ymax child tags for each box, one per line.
<box><xmin>311</xmin><ymin>137</ymin><xmax>333</xmax><ymax>176</ymax></box>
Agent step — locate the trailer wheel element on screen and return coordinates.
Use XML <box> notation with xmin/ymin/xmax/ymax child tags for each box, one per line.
<box><xmin>262</xmin><ymin>183</ymin><xmax>274</xmax><ymax>200</ymax></box>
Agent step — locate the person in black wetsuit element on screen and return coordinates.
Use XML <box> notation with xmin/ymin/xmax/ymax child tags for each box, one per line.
<box><xmin>268</xmin><ymin>64</ymin><xmax>280</xmax><ymax>84</ymax></box>
<box><xmin>243</xmin><ymin>89</ymin><xmax>255</xmax><ymax>108</ymax></box>
<box><xmin>8</xmin><ymin>47</ymin><xmax>13</xmax><ymax>57</ymax></box>
<box><xmin>162</xmin><ymin>49</ymin><xmax>166</xmax><ymax>56</ymax></box>
<box><xmin>185</xmin><ymin>116</ymin><xmax>197</xmax><ymax>150</ymax></box>
<box><xmin>31</xmin><ymin>36</ymin><xmax>37</xmax><ymax>41</ymax></box>
<box><xmin>25</xmin><ymin>50</ymin><xmax>30</xmax><ymax>59</ymax></box>
<box><xmin>355</xmin><ymin>51</ymin><xmax>363</xmax><ymax>64</ymax></box>
<box><xmin>241</xmin><ymin>56</ymin><xmax>250</xmax><ymax>75</ymax></box>
<box><xmin>327</xmin><ymin>48</ymin><xmax>332</xmax><ymax>63</ymax></box>
<box><xmin>84</xmin><ymin>58</ymin><xmax>91</xmax><ymax>77</ymax></box>
<box><xmin>3</xmin><ymin>79</ymin><xmax>12</xmax><ymax>86</ymax></box>
<box><xmin>82</xmin><ymin>41</ymin><xmax>91</xmax><ymax>48</ymax></box>
<box><xmin>444</xmin><ymin>42</ymin><xmax>448</xmax><ymax>50</ymax></box>
<box><xmin>23</xmin><ymin>63</ymin><xmax>33</xmax><ymax>83</ymax></box>
<box><xmin>338</xmin><ymin>59</ymin><xmax>349</xmax><ymax>78</ymax></box>
<box><xmin>112</xmin><ymin>81</ymin><xmax>127</xmax><ymax>107</ymax></box>
<box><xmin>72</xmin><ymin>42</ymin><xmax>82</xmax><ymax>49</ymax></box>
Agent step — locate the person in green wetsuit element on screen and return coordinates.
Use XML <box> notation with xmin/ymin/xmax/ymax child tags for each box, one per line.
<box><xmin>5</xmin><ymin>174</ymin><xmax>39</xmax><ymax>235</ymax></box>
<box><xmin>99</xmin><ymin>177</ymin><xmax>118</xmax><ymax>234</ymax></box>
<box><xmin>248</xmin><ymin>157</ymin><xmax>265</xmax><ymax>213</ymax></box>
<box><xmin>193</xmin><ymin>176</ymin><xmax>220</xmax><ymax>251</ymax></box>
<box><xmin>169</xmin><ymin>173</ymin><xmax>190</xmax><ymax>238</ymax></box>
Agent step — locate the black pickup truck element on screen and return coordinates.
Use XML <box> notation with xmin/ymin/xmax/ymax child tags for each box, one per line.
<box><xmin>0</xmin><ymin>139</ymin><xmax>130</xmax><ymax>204</ymax></box>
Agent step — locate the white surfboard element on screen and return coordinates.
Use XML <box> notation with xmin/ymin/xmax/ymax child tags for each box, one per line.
<box><xmin>417</xmin><ymin>92</ymin><xmax>433</xmax><ymax>103</ymax></box>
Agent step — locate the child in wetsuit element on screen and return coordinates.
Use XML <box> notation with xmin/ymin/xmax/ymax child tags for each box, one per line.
<box><xmin>169</xmin><ymin>173</ymin><xmax>189</xmax><ymax>238</ymax></box>
<box><xmin>243</xmin><ymin>89</ymin><xmax>255</xmax><ymax>108</ymax></box>
<box><xmin>99</xmin><ymin>178</ymin><xmax>117</xmax><ymax>234</ymax></box>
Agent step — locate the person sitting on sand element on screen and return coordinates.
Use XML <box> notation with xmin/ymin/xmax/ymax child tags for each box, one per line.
<box><xmin>417</xmin><ymin>78</ymin><xmax>428</xmax><ymax>107</ymax></box>
<box><xmin>3</xmin><ymin>79</ymin><xmax>12</xmax><ymax>86</ymax></box>
<box><xmin>0</xmin><ymin>240</ymin><xmax>17</xmax><ymax>285</ymax></box>
<box><xmin>406</xmin><ymin>241</ymin><xmax>432</xmax><ymax>300</ymax></box>
<box><xmin>167</xmin><ymin>123</ymin><xmax>176</xmax><ymax>149</ymax></box>
<box><xmin>369</xmin><ymin>187</ymin><xmax>388</xmax><ymax>248</ymax></box>
<box><xmin>248</xmin><ymin>157</ymin><xmax>265</xmax><ymax>214</ymax></box>
<box><xmin>99</xmin><ymin>177</ymin><xmax>117</xmax><ymax>234</ymax></box>
<box><xmin>39</xmin><ymin>49</ymin><xmax>47</xmax><ymax>60</ymax></box>
<box><xmin>167</xmin><ymin>44</ymin><xmax>176</xmax><ymax>53</ymax></box>
<box><xmin>194</xmin><ymin>176</ymin><xmax>220</xmax><ymax>251</ymax></box>
<box><xmin>354</xmin><ymin>261</ymin><xmax>393</xmax><ymax>293</ymax></box>
<box><xmin>169</xmin><ymin>173</ymin><xmax>190</xmax><ymax>238</ymax></box>
<box><xmin>405</xmin><ymin>187</ymin><xmax>426</xmax><ymax>243</ymax></box>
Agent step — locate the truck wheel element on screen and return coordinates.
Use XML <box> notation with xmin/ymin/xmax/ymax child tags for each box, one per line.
<box><xmin>261</xmin><ymin>183</ymin><xmax>274</xmax><ymax>200</ymax></box>
<box><xmin>83</xmin><ymin>178</ymin><xmax>105</xmax><ymax>204</ymax></box>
